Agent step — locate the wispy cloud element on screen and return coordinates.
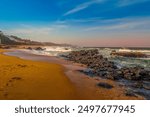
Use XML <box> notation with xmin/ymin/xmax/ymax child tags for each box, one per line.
<box><xmin>118</xmin><ymin>0</ymin><xmax>150</xmax><ymax>7</ymax></box>
<box><xmin>83</xmin><ymin>17</ymin><xmax>150</xmax><ymax>31</ymax></box>
<box><xmin>64</xmin><ymin>0</ymin><xmax>105</xmax><ymax>16</ymax></box>
<box><xmin>56</xmin><ymin>17</ymin><xmax>103</xmax><ymax>25</ymax></box>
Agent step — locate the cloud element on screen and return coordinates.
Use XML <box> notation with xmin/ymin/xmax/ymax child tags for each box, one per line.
<box><xmin>64</xmin><ymin>0</ymin><xmax>105</xmax><ymax>16</ymax></box>
<box><xmin>118</xmin><ymin>0</ymin><xmax>150</xmax><ymax>7</ymax></box>
<box><xmin>56</xmin><ymin>17</ymin><xmax>103</xmax><ymax>25</ymax></box>
<box><xmin>83</xmin><ymin>17</ymin><xmax>150</xmax><ymax>31</ymax></box>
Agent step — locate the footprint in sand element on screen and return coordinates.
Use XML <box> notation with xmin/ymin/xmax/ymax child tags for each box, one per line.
<box><xmin>4</xmin><ymin>92</ymin><xmax>8</xmax><ymax>97</ymax></box>
<box><xmin>11</xmin><ymin>77</ymin><xmax>22</xmax><ymax>80</ymax></box>
<box><xmin>6</xmin><ymin>77</ymin><xmax>23</xmax><ymax>87</ymax></box>
<box><xmin>17</xmin><ymin>64</ymin><xmax>27</xmax><ymax>68</ymax></box>
<box><xmin>0</xmin><ymin>89</ymin><xmax>3</xmax><ymax>91</ymax></box>
<box><xmin>3</xmin><ymin>77</ymin><xmax>23</xmax><ymax>98</ymax></box>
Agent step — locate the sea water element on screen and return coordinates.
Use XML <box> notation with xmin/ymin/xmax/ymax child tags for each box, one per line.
<box><xmin>24</xmin><ymin>46</ymin><xmax>150</xmax><ymax>69</ymax></box>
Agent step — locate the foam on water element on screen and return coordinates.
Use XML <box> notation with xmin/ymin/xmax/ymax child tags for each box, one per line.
<box><xmin>44</xmin><ymin>46</ymin><xmax>72</xmax><ymax>52</ymax></box>
<box><xmin>23</xmin><ymin>46</ymin><xmax>73</xmax><ymax>56</ymax></box>
<box><xmin>23</xmin><ymin>46</ymin><xmax>150</xmax><ymax>69</ymax></box>
<box><xmin>119</xmin><ymin>48</ymin><xmax>150</xmax><ymax>53</ymax></box>
<box><xmin>118</xmin><ymin>48</ymin><xmax>150</xmax><ymax>56</ymax></box>
<box><xmin>97</xmin><ymin>48</ymin><xmax>150</xmax><ymax>69</ymax></box>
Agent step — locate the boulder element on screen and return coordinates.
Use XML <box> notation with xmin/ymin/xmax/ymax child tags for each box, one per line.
<box><xmin>97</xmin><ymin>82</ymin><xmax>113</xmax><ymax>89</ymax></box>
<box><xmin>35</xmin><ymin>47</ymin><xmax>44</xmax><ymax>51</ymax></box>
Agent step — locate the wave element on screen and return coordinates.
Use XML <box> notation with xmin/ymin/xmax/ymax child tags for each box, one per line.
<box><xmin>118</xmin><ymin>49</ymin><xmax>150</xmax><ymax>54</ymax></box>
<box><xmin>23</xmin><ymin>46</ymin><xmax>73</xmax><ymax>56</ymax></box>
<box><xmin>44</xmin><ymin>46</ymin><xmax>72</xmax><ymax>52</ymax></box>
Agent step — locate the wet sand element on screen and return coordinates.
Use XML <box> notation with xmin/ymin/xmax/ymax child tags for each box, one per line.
<box><xmin>0</xmin><ymin>49</ymin><xmax>77</xmax><ymax>100</ymax></box>
<box><xmin>0</xmin><ymin>49</ymin><xmax>143</xmax><ymax>100</ymax></box>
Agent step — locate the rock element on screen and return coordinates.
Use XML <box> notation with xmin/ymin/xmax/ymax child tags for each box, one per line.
<box><xmin>125</xmin><ymin>90</ymin><xmax>137</xmax><ymax>97</ymax></box>
<box><xmin>119</xmin><ymin>67</ymin><xmax>150</xmax><ymax>81</ymax></box>
<box><xmin>132</xmin><ymin>82</ymin><xmax>143</xmax><ymax>88</ymax></box>
<box><xmin>35</xmin><ymin>47</ymin><xmax>44</xmax><ymax>51</ymax></box>
<box><xmin>97</xmin><ymin>82</ymin><xmax>113</xmax><ymax>89</ymax></box>
<box><xmin>143</xmin><ymin>85</ymin><xmax>150</xmax><ymax>90</ymax></box>
<box><xmin>65</xmin><ymin>49</ymin><xmax>150</xmax><ymax>82</ymax></box>
<box><xmin>106</xmin><ymin>71</ymin><xmax>121</xmax><ymax>80</ymax></box>
<box><xmin>27</xmin><ymin>47</ymin><xmax>32</xmax><ymax>50</ymax></box>
<box><xmin>79</xmin><ymin>69</ymin><xmax>94</xmax><ymax>77</ymax></box>
<box><xmin>140</xmin><ymin>70</ymin><xmax>150</xmax><ymax>81</ymax></box>
<box><xmin>105</xmin><ymin>73</ymin><xmax>114</xmax><ymax>80</ymax></box>
<box><xmin>134</xmin><ymin>91</ymin><xmax>149</xmax><ymax>99</ymax></box>
<box><xmin>111</xmin><ymin>51</ymin><xmax>147</xmax><ymax>58</ymax></box>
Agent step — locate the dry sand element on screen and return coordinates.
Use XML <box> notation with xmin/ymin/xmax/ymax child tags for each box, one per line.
<box><xmin>0</xmin><ymin>49</ymin><xmax>143</xmax><ymax>100</ymax></box>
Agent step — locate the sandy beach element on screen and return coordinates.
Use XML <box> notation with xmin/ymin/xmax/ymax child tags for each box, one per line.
<box><xmin>0</xmin><ymin>49</ymin><xmax>78</xmax><ymax>100</ymax></box>
<box><xmin>0</xmin><ymin>49</ymin><xmax>143</xmax><ymax>100</ymax></box>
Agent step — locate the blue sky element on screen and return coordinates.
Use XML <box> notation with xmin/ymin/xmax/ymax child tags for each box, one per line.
<box><xmin>0</xmin><ymin>0</ymin><xmax>150</xmax><ymax>47</ymax></box>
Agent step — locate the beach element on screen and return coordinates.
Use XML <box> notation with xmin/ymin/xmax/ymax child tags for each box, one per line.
<box><xmin>0</xmin><ymin>49</ymin><xmax>144</xmax><ymax>100</ymax></box>
<box><xmin>0</xmin><ymin>49</ymin><xmax>77</xmax><ymax>100</ymax></box>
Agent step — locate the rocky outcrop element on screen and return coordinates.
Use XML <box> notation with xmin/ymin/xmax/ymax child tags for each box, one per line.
<box><xmin>35</xmin><ymin>47</ymin><xmax>45</xmax><ymax>51</ymax></box>
<box><xmin>65</xmin><ymin>49</ymin><xmax>150</xmax><ymax>81</ymax></box>
<box><xmin>118</xmin><ymin>67</ymin><xmax>150</xmax><ymax>81</ymax></box>
<box><xmin>65</xmin><ymin>49</ymin><xmax>150</xmax><ymax>99</ymax></box>
<box><xmin>111</xmin><ymin>51</ymin><xmax>147</xmax><ymax>58</ymax></box>
<box><xmin>26</xmin><ymin>46</ymin><xmax>45</xmax><ymax>51</ymax></box>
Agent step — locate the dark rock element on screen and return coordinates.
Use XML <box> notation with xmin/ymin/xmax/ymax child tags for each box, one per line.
<box><xmin>132</xmin><ymin>82</ymin><xmax>143</xmax><ymax>88</ymax></box>
<box><xmin>111</xmin><ymin>51</ymin><xmax>147</xmax><ymax>58</ymax></box>
<box><xmin>125</xmin><ymin>90</ymin><xmax>137</xmax><ymax>97</ymax></box>
<box><xmin>118</xmin><ymin>67</ymin><xmax>150</xmax><ymax>81</ymax></box>
<box><xmin>78</xmin><ymin>69</ymin><xmax>95</xmax><ymax>77</ymax></box>
<box><xmin>63</xmin><ymin>49</ymin><xmax>150</xmax><ymax>99</ymax></box>
<box><xmin>143</xmin><ymin>85</ymin><xmax>150</xmax><ymax>90</ymax></box>
<box><xmin>27</xmin><ymin>47</ymin><xmax>32</xmax><ymax>50</ymax></box>
<box><xmin>97</xmin><ymin>82</ymin><xmax>113</xmax><ymax>89</ymax></box>
<box><xmin>35</xmin><ymin>47</ymin><xmax>44</xmax><ymax>51</ymax></box>
<box><xmin>65</xmin><ymin>49</ymin><xmax>150</xmax><ymax>82</ymax></box>
<box><xmin>134</xmin><ymin>91</ymin><xmax>148</xmax><ymax>98</ymax></box>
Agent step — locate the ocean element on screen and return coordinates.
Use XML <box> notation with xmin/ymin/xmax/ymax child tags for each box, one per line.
<box><xmin>24</xmin><ymin>46</ymin><xmax>150</xmax><ymax>70</ymax></box>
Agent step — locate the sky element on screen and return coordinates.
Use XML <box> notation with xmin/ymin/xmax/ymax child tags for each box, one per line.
<box><xmin>0</xmin><ymin>0</ymin><xmax>150</xmax><ymax>47</ymax></box>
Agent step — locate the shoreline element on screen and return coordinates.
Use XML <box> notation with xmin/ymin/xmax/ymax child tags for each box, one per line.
<box><xmin>0</xmin><ymin>49</ymin><xmax>144</xmax><ymax>100</ymax></box>
<box><xmin>0</xmin><ymin>49</ymin><xmax>78</xmax><ymax>100</ymax></box>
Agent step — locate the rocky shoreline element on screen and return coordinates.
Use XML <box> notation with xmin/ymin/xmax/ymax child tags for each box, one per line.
<box><xmin>64</xmin><ymin>49</ymin><xmax>150</xmax><ymax>99</ymax></box>
<box><xmin>111</xmin><ymin>51</ymin><xmax>147</xmax><ymax>58</ymax></box>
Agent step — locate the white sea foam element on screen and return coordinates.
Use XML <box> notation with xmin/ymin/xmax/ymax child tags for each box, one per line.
<box><xmin>23</xmin><ymin>46</ymin><xmax>73</xmax><ymax>56</ymax></box>
<box><xmin>118</xmin><ymin>49</ymin><xmax>150</xmax><ymax>53</ymax></box>
<box><xmin>22</xmin><ymin>47</ymin><xmax>150</xmax><ymax>69</ymax></box>
<box><xmin>44</xmin><ymin>46</ymin><xmax>72</xmax><ymax>52</ymax></box>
